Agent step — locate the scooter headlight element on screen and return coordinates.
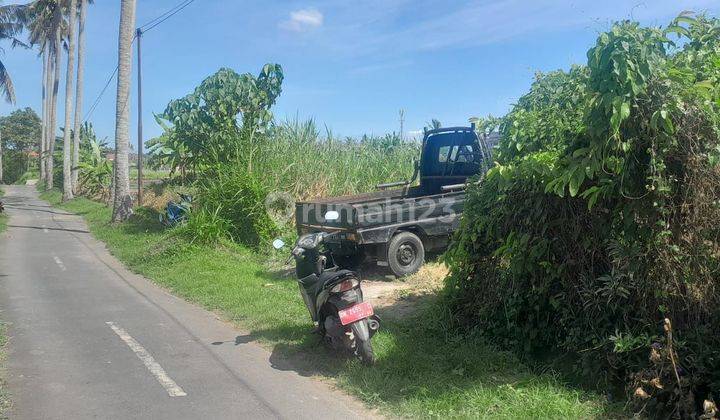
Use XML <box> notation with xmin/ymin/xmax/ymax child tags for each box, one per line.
<box><xmin>298</xmin><ymin>233</ymin><xmax>323</xmax><ymax>249</ymax></box>
<box><xmin>330</xmin><ymin>278</ymin><xmax>360</xmax><ymax>293</ymax></box>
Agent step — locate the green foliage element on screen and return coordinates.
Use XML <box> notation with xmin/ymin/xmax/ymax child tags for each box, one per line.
<box><xmin>258</xmin><ymin>118</ymin><xmax>419</xmax><ymax>200</ymax></box>
<box><xmin>151</xmin><ymin>65</ymin><xmax>284</xmax><ymax>176</ymax></box>
<box><xmin>148</xmin><ymin>65</ymin><xmax>418</xmax><ymax>246</ymax></box>
<box><xmin>0</xmin><ymin>107</ymin><xmax>41</xmax><ymax>152</ymax></box>
<box><xmin>76</xmin><ymin>124</ymin><xmax>112</xmax><ymax>201</ymax></box>
<box><xmin>0</xmin><ymin>107</ymin><xmax>41</xmax><ymax>183</ymax></box>
<box><xmin>175</xmin><ymin>205</ymin><xmax>231</xmax><ymax>245</ymax></box>
<box><xmin>3</xmin><ymin>150</ymin><xmax>32</xmax><ymax>184</ymax></box>
<box><xmin>14</xmin><ymin>169</ymin><xmax>39</xmax><ymax>185</ymax></box>
<box><xmin>445</xmin><ymin>15</ymin><xmax>720</xmax><ymax>413</ymax></box>
<box><xmin>187</xmin><ymin>166</ymin><xmax>278</xmax><ymax>248</ymax></box>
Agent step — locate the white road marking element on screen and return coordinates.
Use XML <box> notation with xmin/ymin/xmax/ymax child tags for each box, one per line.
<box><xmin>42</xmin><ymin>225</ymin><xmax>49</xmax><ymax>233</ymax></box>
<box><xmin>105</xmin><ymin>322</ymin><xmax>187</xmax><ymax>397</ymax></box>
<box><xmin>52</xmin><ymin>255</ymin><xmax>66</xmax><ymax>271</ymax></box>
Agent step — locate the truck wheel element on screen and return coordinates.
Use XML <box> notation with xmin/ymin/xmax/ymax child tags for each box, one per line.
<box><xmin>387</xmin><ymin>232</ymin><xmax>424</xmax><ymax>277</ymax></box>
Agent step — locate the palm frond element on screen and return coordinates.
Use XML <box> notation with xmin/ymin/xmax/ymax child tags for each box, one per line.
<box><xmin>0</xmin><ymin>59</ymin><xmax>16</xmax><ymax>104</ymax></box>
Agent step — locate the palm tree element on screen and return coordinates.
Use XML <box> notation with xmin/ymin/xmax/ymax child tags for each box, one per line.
<box><xmin>111</xmin><ymin>0</ymin><xmax>135</xmax><ymax>222</ymax></box>
<box><xmin>47</xmin><ymin>14</ymin><xmax>60</xmax><ymax>188</ymax></box>
<box><xmin>61</xmin><ymin>0</ymin><xmax>76</xmax><ymax>201</ymax></box>
<box><xmin>71</xmin><ymin>0</ymin><xmax>88</xmax><ymax>192</ymax></box>
<box><xmin>39</xmin><ymin>43</ymin><xmax>47</xmax><ymax>181</ymax></box>
<box><xmin>27</xmin><ymin>2</ymin><xmax>54</xmax><ymax>184</ymax></box>
<box><xmin>26</xmin><ymin>0</ymin><xmax>64</xmax><ymax>188</ymax></box>
<box><xmin>0</xmin><ymin>3</ymin><xmax>26</xmax><ymax>104</ymax></box>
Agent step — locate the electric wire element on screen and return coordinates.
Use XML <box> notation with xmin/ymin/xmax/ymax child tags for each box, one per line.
<box><xmin>82</xmin><ymin>64</ymin><xmax>117</xmax><ymax>122</ymax></box>
<box><xmin>138</xmin><ymin>0</ymin><xmax>196</xmax><ymax>33</ymax></box>
<box><xmin>82</xmin><ymin>0</ymin><xmax>197</xmax><ymax>123</ymax></box>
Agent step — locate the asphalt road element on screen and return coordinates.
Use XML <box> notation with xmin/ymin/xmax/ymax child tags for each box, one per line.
<box><xmin>0</xmin><ymin>185</ymin><xmax>372</xmax><ymax>419</ymax></box>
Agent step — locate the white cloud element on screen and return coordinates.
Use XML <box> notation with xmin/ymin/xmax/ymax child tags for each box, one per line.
<box><xmin>286</xmin><ymin>0</ymin><xmax>719</xmax><ymax>57</ymax></box>
<box><xmin>280</xmin><ymin>8</ymin><xmax>324</xmax><ymax>32</ymax></box>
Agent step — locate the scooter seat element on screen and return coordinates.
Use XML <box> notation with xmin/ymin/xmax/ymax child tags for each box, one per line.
<box><xmin>299</xmin><ymin>269</ymin><xmax>355</xmax><ymax>297</ymax></box>
<box><xmin>319</xmin><ymin>269</ymin><xmax>355</xmax><ymax>287</ymax></box>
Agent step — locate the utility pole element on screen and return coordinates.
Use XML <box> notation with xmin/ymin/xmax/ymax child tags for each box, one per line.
<box><xmin>399</xmin><ymin>109</ymin><xmax>405</xmax><ymax>141</ymax></box>
<box><xmin>136</xmin><ymin>27</ymin><xmax>143</xmax><ymax>206</ymax></box>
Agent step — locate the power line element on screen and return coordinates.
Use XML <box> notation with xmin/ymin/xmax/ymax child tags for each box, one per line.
<box><xmin>138</xmin><ymin>0</ymin><xmax>196</xmax><ymax>33</ymax></box>
<box><xmin>82</xmin><ymin>31</ymin><xmax>137</xmax><ymax>123</ymax></box>
<box><xmin>83</xmin><ymin>0</ymin><xmax>197</xmax><ymax>123</ymax></box>
<box><xmin>83</xmin><ymin>64</ymin><xmax>118</xmax><ymax>122</ymax></box>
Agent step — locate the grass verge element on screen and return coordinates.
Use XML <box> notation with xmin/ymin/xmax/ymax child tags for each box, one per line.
<box><xmin>40</xmin><ymin>188</ymin><xmax>616</xmax><ymax>418</ymax></box>
<box><xmin>0</xmin><ymin>188</ymin><xmax>10</xmax><ymax>418</ymax></box>
<box><xmin>0</xmin><ymin>321</ymin><xmax>8</xmax><ymax>420</ymax></box>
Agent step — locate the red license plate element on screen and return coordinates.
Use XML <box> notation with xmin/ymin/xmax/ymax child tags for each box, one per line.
<box><xmin>338</xmin><ymin>302</ymin><xmax>374</xmax><ymax>326</ymax></box>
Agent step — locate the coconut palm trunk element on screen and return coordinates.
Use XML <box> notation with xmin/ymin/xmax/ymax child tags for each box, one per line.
<box><xmin>71</xmin><ymin>0</ymin><xmax>86</xmax><ymax>192</ymax></box>
<box><xmin>46</xmin><ymin>24</ymin><xmax>61</xmax><ymax>189</ymax></box>
<box><xmin>111</xmin><ymin>0</ymin><xmax>136</xmax><ymax>222</ymax></box>
<box><xmin>43</xmin><ymin>44</ymin><xmax>53</xmax><ymax>185</ymax></box>
<box><xmin>40</xmin><ymin>46</ymin><xmax>47</xmax><ymax>181</ymax></box>
<box><xmin>61</xmin><ymin>0</ymin><xmax>78</xmax><ymax>201</ymax></box>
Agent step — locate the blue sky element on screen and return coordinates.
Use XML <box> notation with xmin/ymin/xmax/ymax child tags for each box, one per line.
<box><xmin>1</xmin><ymin>0</ymin><xmax>718</xmax><ymax>147</ymax></box>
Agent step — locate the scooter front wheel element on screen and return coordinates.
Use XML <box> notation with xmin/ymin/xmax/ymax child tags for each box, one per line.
<box><xmin>357</xmin><ymin>338</ymin><xmax>375</xmax><ymax>365</ymax></box>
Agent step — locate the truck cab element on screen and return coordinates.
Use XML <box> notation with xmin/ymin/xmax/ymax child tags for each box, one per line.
<box><xmin>419</xmin><ymin>127</ymin><xmax>489</xmax><ymax>195</ymax></box>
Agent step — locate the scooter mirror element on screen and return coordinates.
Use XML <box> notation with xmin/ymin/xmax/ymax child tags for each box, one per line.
<box><xmin>272</xmin><ymin>239</ymin><xmax>285</xmax><ymax>249</ymax></box>
<box><xmin>324</xmin><ymin>210</ymin><xmax>340</xmax><ymax>221</ymax></box>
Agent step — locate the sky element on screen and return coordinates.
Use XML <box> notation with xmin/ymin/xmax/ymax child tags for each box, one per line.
<box><xmin>0</xmin><ymin>0</ymin><xmax>718</xmax><ymax>148</ymax></box>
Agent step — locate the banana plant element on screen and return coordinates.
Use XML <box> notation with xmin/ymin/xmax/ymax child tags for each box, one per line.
<box><xmin>75</xmin><ymin>123</ymin><xmax>111</xmax><ymax>200</ymax></box>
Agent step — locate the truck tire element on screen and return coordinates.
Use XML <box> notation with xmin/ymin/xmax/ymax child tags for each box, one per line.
<box><xmin>387</xmin><ymin>232</ymin><xmax>424</xmax><ymax>277</ymax></box>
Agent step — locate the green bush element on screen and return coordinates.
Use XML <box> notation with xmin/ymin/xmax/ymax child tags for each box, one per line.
<box><xmin>2</xmin><ymin>150</ymin><xmax>33</xmax><ymax>184</ymax></box>
<box><xmin>15</xmin><ymin>170</ymin><xmax>40</xmax><ymax>185</ymax></box>
<box><xmin>444</xmin><ymin>15</ymin><xmax>720</xmax><ymax>415</ymax></box>
<box><xmin>188</xmin><ymin>165</ymin><xmax>278</xmax><ymax>247</ymax></box>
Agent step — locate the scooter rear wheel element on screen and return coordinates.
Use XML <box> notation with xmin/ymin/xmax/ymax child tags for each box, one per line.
<box><xmin>357</xmin><ymin>339</ymin><xmax>375</xmax><ymax>365</ymax></box>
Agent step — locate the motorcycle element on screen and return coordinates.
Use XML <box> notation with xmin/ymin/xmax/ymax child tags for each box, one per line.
<box><xmin>159</xmin><ymin>194</ymin><xmax>192</xmax><ymax>227</ymax></box>
<box><xmin>273</xmin><ymin>211</ymin><xmax>380</xmax><ymax>365</ymax></box>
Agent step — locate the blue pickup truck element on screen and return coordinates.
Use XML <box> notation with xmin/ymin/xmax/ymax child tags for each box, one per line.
<box><xmin>295</xmin><ymin>125</ymin><xmax>497</xmax><ymax>277</ymax></box>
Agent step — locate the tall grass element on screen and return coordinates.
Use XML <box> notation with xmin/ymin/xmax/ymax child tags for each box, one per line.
<box><xmin>254</xmin><ymin>118</ymin><xmax>419</xmax><ymax>200</ymax></box>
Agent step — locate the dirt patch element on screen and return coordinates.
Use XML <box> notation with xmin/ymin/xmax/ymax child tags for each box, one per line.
<box><xmin>361</xmin><ymin>262</ymin><xmax>448</xmax><ymax>320</ymax></box>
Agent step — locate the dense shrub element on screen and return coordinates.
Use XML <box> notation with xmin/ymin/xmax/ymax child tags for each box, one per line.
<box><xmin>15</xmin><ymin>169</ymin><xmax>39</xmax><ymax>185</ymax></box>
<box><xmin>189</xmin><ymin>165</ymin><xmax>278</xmax><ymax>247</ymax></box>
<box><xmin>3</xmin><ymin>150</ymin><xmax>33</xmax><ymax>184</ymax></box>
<box><xmin>444</xmin><ymin>15</ymin><xmax>720</xmax><ymax>415</ymax></box>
